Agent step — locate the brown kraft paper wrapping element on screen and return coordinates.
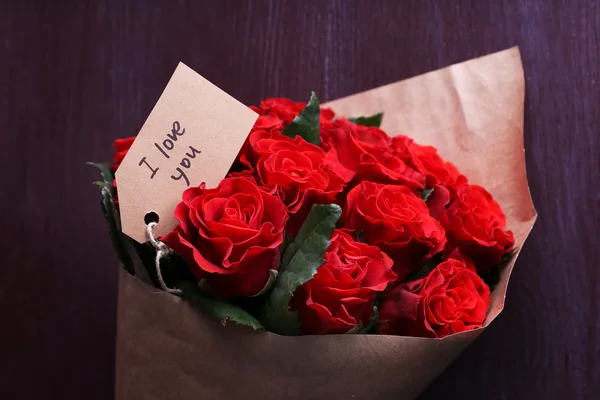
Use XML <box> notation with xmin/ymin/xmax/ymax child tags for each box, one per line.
<box><xmin>115</xmin><ymin>47</ymin><xmax>537</xmax><ymax>400</ymax></box>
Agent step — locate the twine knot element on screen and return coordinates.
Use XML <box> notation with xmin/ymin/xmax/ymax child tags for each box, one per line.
<box><xmin>146</xmin><ymin>221</ymin><xmax>182</xmax><ymax>294</ymax></box>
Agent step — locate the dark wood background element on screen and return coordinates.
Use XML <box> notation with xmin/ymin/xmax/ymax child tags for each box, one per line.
<box><xmin>1</xmin><ymin>1</ymin><xmax>599</xmax><ymax>399</ymax></box>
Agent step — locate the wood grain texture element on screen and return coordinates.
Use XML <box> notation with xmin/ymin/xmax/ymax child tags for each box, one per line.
<box><xmin>1</xmin><ymin>0</ymin><xmax>598</xmax><ymax>399</ymax></box>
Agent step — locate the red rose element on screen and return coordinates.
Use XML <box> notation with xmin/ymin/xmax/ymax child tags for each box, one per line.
<box><xmin>227</xmin><ymin>113</ymin><xmax>285</xmax><ymax>178</ymax></box>
<box><xmin>255</xmin><ymin>97</ymin><xmax>306</xmax><ymax>123</ymax></box>
<box><xmin>391</xmin><ymin>135</ymin><xmax>466</xmax><ymax>191</ymax></box>
<box><xmin>320</xmin><ymin>118</ymin><xmax>425</xmax><ymax>189</ymax></box>
<box><xmin>444</xmin><ymin>247</ymin><xmax>477</xmax><ymax>272</ymax></box>
<box><xmin>231</xmin><ymin>99</ymin><xmax>340</xmax><ymax>182</ymax></box>
<box><xmin>377</xmin><ymin>257</ymin><xmax>491</xmax><ymax>338</ymax></box>
<box><xmin>250</xmin><ymin>97</ymin><xmax>335</xmax><ymax>127</ymax></box>
<box><xmin>251</xmin><ymin>97</ymin><xmax>336</xmax><ymax>125</ymax></box>
<box><xmin>320</xmin><ymin>107</ymin><xmax>336</xmax><ymax>121</ymax></box>
<box><xmin>251</xmin><ymin>114</ymin><xmax>284</xmax><ymax>131</ymax></box>
<box><xmin>291</xmin><ymin>230</ymin><xmax>397</xmax><ymax>334</ymax></box>
<box><xmin>162</xmin><ymin>176</ymin><xmax>288</xmax><ymax>299</ymax></box>
<box><xmin>111</xmin><ymin>136</ymin><xmax>135</xmax><ymax>171</ymax></box>
<box><xmin>428</xmin><ymin>183</ymin><xmax>515</xmax><ymax>273</ymax></box>
<box><xmin>246</xmin><ymin>129</ymin><xmax>345</xmax><ymax>217</ymax></box>
<box><xmin>343</xmin><ymin>181</ymin><xmax>446</xmax><ymax>281</ymax></box>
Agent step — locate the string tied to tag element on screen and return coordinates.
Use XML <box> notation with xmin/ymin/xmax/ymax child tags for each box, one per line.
<box><xmin>146</xmin><ymin>221</ymin><xmax>182</xmax><ymax>294</ymax></box>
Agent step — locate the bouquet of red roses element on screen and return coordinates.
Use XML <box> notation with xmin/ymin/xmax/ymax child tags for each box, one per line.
<box><xmin>94</xmin><ymin>48</ymin><xmax>536</xmax><ymax>399</ymax></box>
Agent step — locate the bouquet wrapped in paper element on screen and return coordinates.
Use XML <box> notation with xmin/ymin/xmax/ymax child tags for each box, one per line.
<box><xmin>91</xmin><ymin>47</ymin><xmax>536</xmax><ymax>399</ymax></box>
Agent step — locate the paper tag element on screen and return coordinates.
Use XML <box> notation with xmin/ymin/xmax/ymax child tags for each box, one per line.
<box><xmin>115</xmin><ymin>62</ymin><xmax>258</xmax><ymax>243</ymax></box>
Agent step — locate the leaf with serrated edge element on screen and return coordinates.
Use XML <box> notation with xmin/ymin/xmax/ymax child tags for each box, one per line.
<box><xmin>87</xmin><ymin>162</ymin><xmax>114</xmax><ymax>189</ymax></box>
<box><xmin>348</xmin><ymin>112</ymin><xmax>384</xmax><ymax>127</ymax></box>
<box><xmin>89</xmin><ymin>161</ymin><xmax>146</xmax><ymax>277</ymax></box>
<box><xmin>282</xmin><ymin>92</ymin><xmax>321</xmax><ymax>145</ymax></box>
<box><xmin>250</xmin><ymin>269</ymin><xmax>278</xmax><ymax>297</ymax></box>
<box><xmin>98</xmin><ymin>184</ymin><xmax>135</xmax><ymax>275</ymax></box>
<box><xmin>178</xmin><ymin>282</ymin><xmax>263</xmax><ymax>330</ymax></box>
<box><xmin>261</xmin><ymin>204</ymin><xmax>341</xmax><ymax>335</ymax></box>
<box><xmin>281</xmin><ymin>204</ymin><xmax>340</xmax><ymax>268</ymax></box>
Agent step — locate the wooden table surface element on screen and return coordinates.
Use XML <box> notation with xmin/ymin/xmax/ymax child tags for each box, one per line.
<box><xmin>1</xmin><ymin>1</ymin><xmax>599</xmax><ymax>399</ymax></box>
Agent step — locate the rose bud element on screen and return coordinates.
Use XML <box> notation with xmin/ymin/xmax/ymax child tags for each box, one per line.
<box><xmin>343</xmin><ymin>181</ymin><xmax>447</xmax><ymax>281</ymax></box>
<box><xmin>428</xmin><ymin>183</ymin><xmax>515</xmax><ymax>273</ymax></box>
<box><xmin>162</xmin><ymin>176</ymin><xmax>288</xmax><ymax>299</ymax></box>
<box><xmin>377</xmin><ymin>258</ymin><xmax>491</xmax><ymax>338</ymax></box>
<box><xmin>291</xmin><ymin>230</ymin><xmax>397</xmax><ymax>334</ymax></box>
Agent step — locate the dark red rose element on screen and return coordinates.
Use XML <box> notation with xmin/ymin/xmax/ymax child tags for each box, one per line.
<box><xmin>291</xmin><ymin>230</ymin><xmax>396</xmax><ymax>334</ymax></box>
<box><xmin>392</xmin><ymin>135</ymin><xmax>466</xmax><ymax>192</ymax></box>
<box><xmin>343</xmin><ymin>181</ymin><xmax>446</xmax><ymax>281</ymax></box>
<box><xmin>428</xmin><ymin>183</ymin><xmax>515</xmax><ymax>273</ymax></box>
<box><xmin>162</xmin><ymin>176</ymin><xmax>288</xmax><ymax>299</ymax></box>
<box><xmin>111</xmin><ymin>136</ymin><xmax>135</xmax><ymax>171</ymax></box>
<box><xmin>377</xmin><ymin>257</ymin><xmax>491</xmax><ymax>338</ymax></box>
<box><xmin>320</xmin><ymin>118</ymin><xmax>425</xmax><ymax>189</ymax></box>
<box><xmin>245</xmin><ymin>129</ymin><xmax>346</xmax><ymax>217</ymax></box>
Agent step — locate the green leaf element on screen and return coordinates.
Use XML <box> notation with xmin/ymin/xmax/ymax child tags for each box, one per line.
<box><xmin>354</xmin><ymin>230</ymin><xmax>366</xmax><ymax>243</ymax></box>
<box><xmin>282</xmin><ymin>92</ymin><xmax>321</xmax><ymax>145</ymax></box>
<box><xmin>261</xmin><ymin>204</ymin><xmax>342</xmax><ymax>335</ymax></box>
<box><xmin>501</xmin><ymin>247</ymin><xmax>519</xmax><ymax>265</ymax></box>
<box><xmin>363</xmin><ymin>305</ymin><xmax>379</xmax><ymax>333</ymax></box>
<box><xmin>87</xmin><ymin>162</ymin><xmax>114</xmax><ymax>188</ymax></box>
<box><xmin>89</xmin><ymin>161</ymin><xmax>145</xmax><ymax>278</ymax></box>
<box><xmin>98</xmin><ymin>184</ymin><xmax>135</xmax><ymax>275</ymax></box>
<box><xmin>250</xmin><ymin>269</ymin><xmax>278</xmax><ymax>297</ymax></box>
<box><xmin>280</xmin><ymin>204</ymin><xmax>341</xmax><ymax>269</ymax></box>
<box><xmin>483</xmin><ymin>247</ymin><xmax>519</xmax><ymax>290</ymax></box>
<box><xmin>282</xmin><ymin>233</ymin><xmax>294</xmax><ymax>254</ymax></box>
<box><xmin>178</xmin><ymin>281</ymin><xmax>263</xmax><ymax>330</ymax></box>
<box><xmin>420</xmin><ymin>187</ymin><xmax>434</xmax><ymax>201</ymax></box>
<box><xmin>348</xmin><ymin>112</ymin><xmax>384</xmax><ymax>128</ymax></box>
<box><xmin>345</xmin><ymin>305</ymin><xmax>379</xmax><ymax>334</ymax></box>
<box><xmin>345</xmin><ymin>322</ymin><xmax>364</xmax><ymax>334</ymax></box>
